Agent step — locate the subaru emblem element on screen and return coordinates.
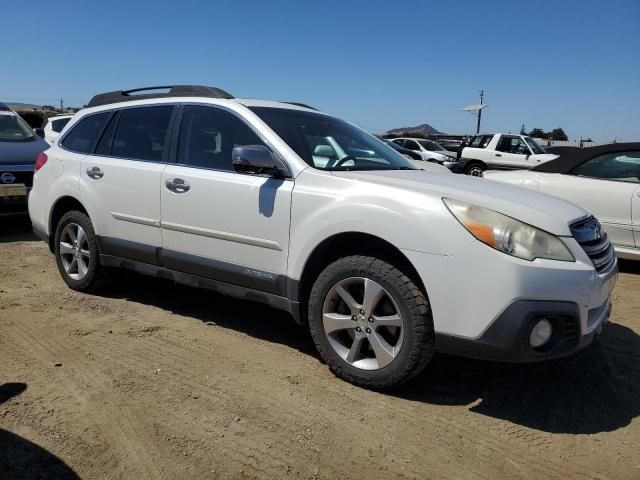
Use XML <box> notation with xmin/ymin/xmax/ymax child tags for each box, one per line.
<box><xmin>0</xmin><ymin>172</ymin><xmax>16</xmax><ymax>184</ymax></box>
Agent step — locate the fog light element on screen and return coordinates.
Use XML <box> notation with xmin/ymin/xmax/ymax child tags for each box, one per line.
<box><xmin>530</xmin><ymin>319</ymin><xmax>553</xmax><ymax>348</ymax></box>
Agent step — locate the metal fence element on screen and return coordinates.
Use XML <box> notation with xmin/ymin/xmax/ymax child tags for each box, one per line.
<box><xmin>530</xmin><ymin>138</ymin><xmax>613</xmax><ymax>148</ymax></box>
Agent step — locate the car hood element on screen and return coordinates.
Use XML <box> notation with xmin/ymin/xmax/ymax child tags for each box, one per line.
<box><xmin>332</xmin><ymin>169</ymin><xmax>587</xmax><ymax>236</ymax></box>
<box><xmin>0</xmin><ymin>138</ymin><xmax>49</xmax><ymax>166</ymax></box>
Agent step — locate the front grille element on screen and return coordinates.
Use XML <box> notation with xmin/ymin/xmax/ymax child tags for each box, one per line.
<box><xmin>570</xmin><ymin>216</ymin><xmax>615</xmax><ymax>273</ymax></box>
<box><xmin>0</xmin><ymin>170</ymin><xmax>34</xmax><ymax>187</ymax></box>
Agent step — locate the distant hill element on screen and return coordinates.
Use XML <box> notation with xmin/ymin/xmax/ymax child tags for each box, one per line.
<box><xmin>1</xmin><ymin>102</ymin><xmax>41</xmax><ymax>109</ymax></box>
<box><xmin>386</xmin><ymin>123</ymin><xmax>445</xmax><ymax>136</ymax></box>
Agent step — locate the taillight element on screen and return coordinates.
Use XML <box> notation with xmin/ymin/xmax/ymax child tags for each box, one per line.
<box><xmin>35</xmin><ymin>152</ymin><xmax>48</xmax><ymax>171</ymax></box>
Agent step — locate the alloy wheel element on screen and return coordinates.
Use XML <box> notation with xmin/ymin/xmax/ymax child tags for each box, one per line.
<box><xmin>322</xmin><ymin>277</ymin><xmax>404</xmax><ymax>370</ymax></box>
<box><xmin>59</xmin><ymin>223</ymin><xmax>90</xmax><ymax>280</ymax></box>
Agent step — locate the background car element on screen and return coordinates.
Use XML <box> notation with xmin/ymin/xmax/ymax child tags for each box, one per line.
<box><xmin>381</xmin><ymin>138</ymin><xmax>421</xmax><ymax>160</ymax></box>
<box><xmin>0</xmin><ymin>104</ymin><xmax>49</xmax><ymax>215</ymax></box>
<box><xmin>381</xmin><ymin>139</ymin><xmax>456</xmax><ymax>173</ymax></box>
<box><xmin>391</xmin><ymin>137</ymin><xmax>456</xmax><ymax>163</ymax></box>
<box><xmin>43</xmin><ymin>114</ymin><xmax>73</xmax><ymax>145</ymax></box>
<box><xmin>461</xmin><ymin>133</ymin><xmax>557</xmax><ymax>176</ymax></box>
<box><xmin>484</xmin><ymin>142</ymin><xmax>640</xmax><ymax>260</ymax></box>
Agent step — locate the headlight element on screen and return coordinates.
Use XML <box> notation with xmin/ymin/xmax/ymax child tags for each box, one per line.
<box><xmin>443</xmin><ymin>198</ymin><xmax>574</xmax><ymax>262</ymax></box>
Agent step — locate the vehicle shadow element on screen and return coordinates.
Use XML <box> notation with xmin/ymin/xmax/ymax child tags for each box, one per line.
<box><xmin>397</xmin><ymin>321</ymin><xmax>640</xmax><ymax>434</ymax></box>
<box><xmin>98</xmin><ymin>271</ymin><xmax>316</xmax><ymax>356</ymax></box>
<box><xmin>0</xmin><ymin>215</ymin><xmax>37</xmax><ymax>243</ymax></box>
<box><xmin>97</xmin><ymin>272</ymin><xmax>640</xmax><ymax>435</ymax></box>
<box><xmin>0</xmin><ymin>383</ymin><xmax>81</xmax><ymax>480</ymax></box>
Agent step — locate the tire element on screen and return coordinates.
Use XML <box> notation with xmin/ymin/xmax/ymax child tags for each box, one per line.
<box><xmin>308</xmin><ymin>255</ymin><xmax>435</xmax><ymax>390</ymax></box>
<box><xmin>465</xmin><ymin>162</ymin><xmax>486</xmax><ymax>177</ymax></box>
<box><xmin>53</xmin><ymin>210</ymin><xmax>105</xmax><ymax>292</ymax></box>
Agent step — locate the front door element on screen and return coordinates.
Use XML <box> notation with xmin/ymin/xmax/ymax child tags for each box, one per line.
<box><xmin>160</xmin><ymin>104</ymin><xmax>293</xmax><ymax>296</ymax></box>
<box><xmin>492</xmin><ymin>135</ymin><xmax>532</xmax><ymax>169</ymax></box>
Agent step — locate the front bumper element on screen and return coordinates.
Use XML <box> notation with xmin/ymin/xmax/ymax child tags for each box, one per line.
<box><xmin>443</xmin><ymin>160</ymin><xmax>464</xmax><ymax>174</ymax></box>
<box><xmin>403</xmin><ymin>237</ymin><xmax>617</xmax><ymax>362</ymax></box>
<box><xmin>435</xmin><ymin>299</ymin><xmax>611</xmax><ymax>362</ymax></box>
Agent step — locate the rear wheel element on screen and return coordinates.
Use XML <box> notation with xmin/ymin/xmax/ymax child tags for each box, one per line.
<box><xmin>308</xmin><ymin>256</ymin><xmax>434</xmax><ymax>390</ymax></box>
<box><xmin>54</xmin><ymin>210</ymin><xmax>105</xmax><ymax>291</ymax></box>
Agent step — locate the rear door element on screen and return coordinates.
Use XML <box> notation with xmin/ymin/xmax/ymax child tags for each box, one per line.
<box><xmin>160</xmin><ymin>104</ymin><xmax>293</xmax><ymax>295</ymax></box>
<box><xmin>492</xmin><ymin>135</ymin><xmax>533</xmax><ymax>169</ymax></box>
<box><xmin>79</xmin><ymin>104</ymin><xmax>176</xmax><ymax>263</ymax></box>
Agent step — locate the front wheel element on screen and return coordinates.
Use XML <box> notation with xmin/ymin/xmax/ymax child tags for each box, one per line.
<box><xmin>465</xmin><ymin>163</ymin><xmax>486</xmax><ymax>177</ymax></box>
<box><xmin>308</xmin><ymin>256</ymin><xmax>435</xmax><ymax>390</ymax></box>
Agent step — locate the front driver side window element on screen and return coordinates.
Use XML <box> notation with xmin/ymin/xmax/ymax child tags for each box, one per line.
<box><xmin>177</xmin><ymin>105</ymin><xmax>267</xmax><ymax>171</ymax></box>
<box><xmin>571</xmin><ymin>151</ymin><xmax>640</xmax><ymax>183</ymax></box>
<box><xmin>497</xmin><ymin>136</ymin><xmax>530</xmax><ymax>155</ymax></box>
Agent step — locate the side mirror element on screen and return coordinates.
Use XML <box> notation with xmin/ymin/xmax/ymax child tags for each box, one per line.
<box><xmin>232</xmin><ymin>145</ymin><xmax>287</xmax><ymax>177</ymax></box>
<box><xmin>34</xmin><ymin>128</ymin><xmax>45</xmax><ymax>139</ymax></box>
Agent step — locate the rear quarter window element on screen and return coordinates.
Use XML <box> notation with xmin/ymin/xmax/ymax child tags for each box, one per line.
<box><xmin>51</xmin><ymin>118</ymin><xmax>71</xmax><ymax>133</ymax></box>
<box><xmin>61</xmin><ymin>112</ymin><xmax>110</xmax><ymax>153</ymax></box>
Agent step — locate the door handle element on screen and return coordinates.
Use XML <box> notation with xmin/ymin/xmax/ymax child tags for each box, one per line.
<box><xmin>495</xmin><ymin>153</ymin><xmax>502</xmax><ymax>157</ymax></box>
<box><xmin>86</xmin><ymin>166</ymin><xmax>104</xmax><ymax>179</ymax></box>
<box><xmin>165</xmin><ymin>178</ymin><xmax>190</xmax><ymax>193</ymax></box>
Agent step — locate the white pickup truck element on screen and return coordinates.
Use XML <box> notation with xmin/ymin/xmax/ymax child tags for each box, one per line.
<box><xmin>461</xmin><ymin>133</ymin><xmax>557</xmax><ymax>176</ymax></box>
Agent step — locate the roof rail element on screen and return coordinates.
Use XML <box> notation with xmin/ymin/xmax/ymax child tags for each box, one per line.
<box><xmin>87</xmin><ymin>85</ymin><xmax>234</xmax><ymax>108</ymax></box>
<box><xmin>282</xmin><ymin>101</ymin><xmax>317</xmax><ymax>111</ymax></box>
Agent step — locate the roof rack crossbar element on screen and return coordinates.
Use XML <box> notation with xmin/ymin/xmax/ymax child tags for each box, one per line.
<box><xmin>87</xmin><ymin>85</ymin><xmax>234</xmax><ymax>108</ymax></box>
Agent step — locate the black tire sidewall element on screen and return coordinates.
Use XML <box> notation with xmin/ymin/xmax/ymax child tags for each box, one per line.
<box><xmin>465</xmin><ymin>163</ymin><xmax>486</xmax><ymax>176</ymax></box>
<box><xmin>308</xmin><ymin>256</ymin><xmax>434</xmax><ymax>389</ymax></box>
<box><xmin>54</xmin><ymin>211</ymin><xmax>101</xmax><ymax>291</ymax></box>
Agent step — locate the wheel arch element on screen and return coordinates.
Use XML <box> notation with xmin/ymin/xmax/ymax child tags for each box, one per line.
<box><xmin>463</xmin><ymin>159</ymin><xmax>488</xmax><ymax>175</ymax></box>
<box><xmin>48</xmin><ymin>196</ymin><xmax>90</xmax><ymax>252</ymax></box>
<box><xmin>293</xmin><ymin>232</ymin><xmax>428</xmax><ymax>324</ymax></box>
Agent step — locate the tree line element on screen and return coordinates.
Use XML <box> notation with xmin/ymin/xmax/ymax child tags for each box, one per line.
<box><xmin>520</xmin><ymin>125</ymin><xmax>568</xmax><ymax>141</ymax></box>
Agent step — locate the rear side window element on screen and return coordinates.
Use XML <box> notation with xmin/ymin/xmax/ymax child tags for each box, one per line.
<box><xmin>111</xmin><ymin>106</ymin><xmax>174</xmax><ymax>162</ymax></box>
<box><xmin>469</xmin><ymin>135</ymin><xmax>493</xmax><ymax>148</ymax></box>
<box><xmin>51</xmin><ymin>118</ymin><xmax>71</xmax><ymax>133</ymax></box>
<box><xmin>177</xmin><ymin>105</ymin><xmax>266</xmax><ymax>171</ymax></box>
<box><xmin>61</xmin><ymin>112</ymin><xmax>110</xmax><ymax>153</ymax></box>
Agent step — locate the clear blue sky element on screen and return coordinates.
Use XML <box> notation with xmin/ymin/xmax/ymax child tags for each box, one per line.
<box><xmin>3</xmin><ymin>0</ymin><xmax>639</xmax><ymax>141</ymax></box>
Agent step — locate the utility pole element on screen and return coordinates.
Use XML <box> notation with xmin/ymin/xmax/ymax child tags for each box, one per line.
<box><xmin>60</xmin><ymin>98</ymin><xmax>64</xmax><ymax>113</ymax></box>
<box><xmin>476</xmin><ymin>89</ymin><xmax>484</xmax><ymax>134</ymax></box>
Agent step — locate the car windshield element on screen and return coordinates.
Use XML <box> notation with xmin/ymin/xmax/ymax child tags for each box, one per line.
<box><xmin>249</xmin><ymin>107</ymin><xmax>416</xmax><ymax>171</ymax></box>
<box><xmin>524</xmin><ymin>136</ymin><xmax>547</xmax><ymax>154</ymax></box>
<box><xmin>0</xmin><ymin>111</ymin><xmax>35</xmax><ymax>141</ymax></box>
<box><xmin>418</xmin><ymin>140</ymin><xmax>445</xmax><ymax>151</ymax></box>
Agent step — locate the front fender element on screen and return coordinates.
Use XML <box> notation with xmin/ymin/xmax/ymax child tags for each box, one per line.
<box><xmin>287</xmin><ymin>170</ymin><xmax>473</xmax><ymax>280</ymax></box>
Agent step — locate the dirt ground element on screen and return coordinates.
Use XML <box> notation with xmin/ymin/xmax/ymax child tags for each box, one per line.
<box><xmin>1</xmin><ymin>215</ymin><xmax>639</xmax><ymax>480</ymax></box>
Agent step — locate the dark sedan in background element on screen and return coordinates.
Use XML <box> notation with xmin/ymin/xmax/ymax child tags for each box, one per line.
<box><xmin>0</xmin><ymin>104</ymin><xmax>49</xmax><ymax>216</ymax></box>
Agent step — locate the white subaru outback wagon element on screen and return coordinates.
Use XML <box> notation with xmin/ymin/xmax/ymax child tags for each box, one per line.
<box><xmin>29</xmin><ymin>85</ymin><xmax>617</xmax><ymax>389</ymax></box>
